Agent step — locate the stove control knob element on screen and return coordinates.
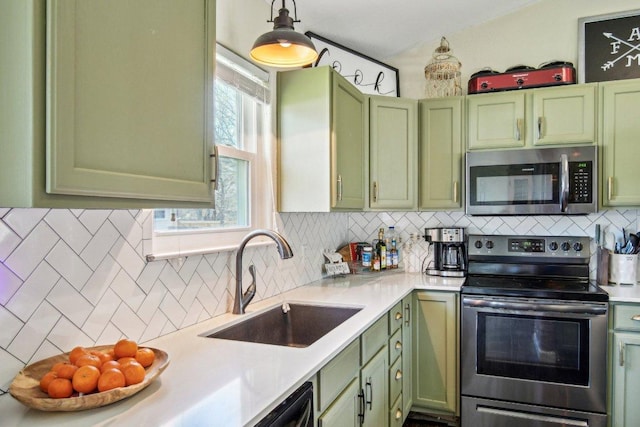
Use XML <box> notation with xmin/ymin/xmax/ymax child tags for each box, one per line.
<box><xmin>561</xmin><ymin>242</ymin><xmax>571</xmax><ymax>251</ymax></box>
<box><xmin>549</xmin><ymin>241</ymin><xmax>558</xmax><ymax>251</ymax></box>
<box><xmin>516</xmin><ymin>78</ymin><xmax>525</xmax><ymax>86</ymax></box>
<box><xmin>573</xmin><ymin>242</ymin><xmax>583</xmax><ymax>252</ymax></box>
<box><xmin>474</xmin><ymin>240</ymin><xmax>483</xmax><ymax>249</ymax></box>
<box><xmin>485</xmin><ymin>240</ymin><xmax>494</xmax><ymax>249</ymax></box>
<box><xmin>481</xmin><ymin>82</ymin><xmax>489</xmax><ymax>89</ymax></box>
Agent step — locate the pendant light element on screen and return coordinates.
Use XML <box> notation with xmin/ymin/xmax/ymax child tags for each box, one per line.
<box><xmin>250</xmin><ymin>0</ymin><xmax>318</xmax><ymax>68</ymax></box>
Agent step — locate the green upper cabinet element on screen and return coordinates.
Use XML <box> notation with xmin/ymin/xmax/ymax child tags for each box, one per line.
<box><xmin>0</xmin><ymin>0</ymin><xmax>216</xmax><ymax>208</ymax></box>
<box><xmin>467</xmin><ymin>84</ymin><xmax>596</xmax><ymax>150</ymax></box>
<box><xmin>531</xmin><ymin>84</ymin><xmax>596</xmax><ymax>146</ymax></box>
<box><xmin>600</xmin><ymin>78</ymin><xmax>640</xmax><ymax>207</ymax></box>
<box><xmin>418</xmin><ymin>97</ymin><xmax>464</xmax><ymax>210</ymax></box>
<box><xmin>278</xmin><ymin>66</ymin><xmax>367</xmax><ymax>212</ymax></box>
<box><xmin>467</xmin><ymin>91</ymin><xmax>525</xmax><ymax>150</ymax></box>
<box><xmin>369</xmin><ymin>96</ymin><xmax>418</xmax><ymax>210</ymax></box>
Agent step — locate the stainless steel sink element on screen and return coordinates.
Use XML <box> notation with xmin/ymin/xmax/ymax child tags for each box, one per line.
<box><xmin>204</xmin><ymin>303</ymin><xmax>362</xmax><ymax>348</ymax></box>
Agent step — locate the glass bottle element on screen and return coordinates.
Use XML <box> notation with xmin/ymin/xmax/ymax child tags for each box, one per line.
<box><xmin>376</xmin><ymin>228</ymin><xmax>387</xmax><ymax>270</ymax></box>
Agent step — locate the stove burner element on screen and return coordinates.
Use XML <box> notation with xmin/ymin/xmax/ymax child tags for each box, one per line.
<box><xmin>539</xmin><ymin>60</ymin><xmax>573</xmax><ymax>69</ymax></box>
<box><xmin>470</xmin><ymin>68</ymin><xmax>500</xmax><ymax>79</ymax></box>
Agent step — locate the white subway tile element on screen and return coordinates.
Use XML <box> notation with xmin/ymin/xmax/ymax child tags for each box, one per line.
<box><xmin>110</xmin><ymin>237</ymin><xmax>145</xmax><ymax>281</ymax></box>
<box><xmin>139</xmin><ymin>310</ymin><xmax>168</xmax><ymax>343</ymax></box>
<box><xmin>159</xmin><ymin>293</ymin><xmax>187</xmax><ymax>329</ymax></box>
<box><xmin>82</xmin><ymin>289</ymin><xmax>121</xmax><ymax>341</ymax></box>
<box><xmin>46</xmin><ymin>240</ymin><xmax>92</xmax><ymax>291</ymax></box>
<box><xmin>44</xmin><ymin>209</ymin><xmax>91</xmax><ymax>253</ymax></box>
<box><xmin>80</xmin><ymin>221</ymin><xmax>119</xmax><ymax>270</ymax></box>
<box><xmin>0</xmin><ymin>305</ymin><xmax>23</xmax><ymax>348</ymax></box>
<box><xmin>6</xmin><ymin>263</ymin><xmax>59</xmax><ymax>322</ymax></box>
<box><xmin>110</xmin><ymin>304</ymin><xmax>146</xmax><ymax>342</ymax></box>
<box><xmin>81</xmin><ymin>255</ymin><xmax>120</xmax><ymax>305</ymax></box>
<box><xmin>0</xmin><ymin>221</ymin><xmax>21</xmax><ymax>262</ymax></box>
<box><xmin>47</xmin><ymin>278</ymin><xmax>94</xmax><ymax>327</ymax></box>
<box><xmin>78</xmin><ymin>210</ymin><xmax>110</xmax><ymax>234</ymax></box>
<box><xmin>0</xmin><ymin>263</ymin><xmax>23</xmax><ymax>305</ymax></box>
<box><xmin>137</xmin><ymin>281</ymin><xmax>167</xmax><ymax>324</ymax></box>
<box><xmin>7</xmin><ymin>302</ymin><xmax>60</xmax><ymax>363</ymax></box>
<box><xmin>110</xmin><ymin>269</ymin><xmax>145</xmax><ymax>312</ymax></box>
<box><xmin>3</xmin><ymin>208</ymin><xmax>48</xmax><ymax>238</ymax></box>
<box><xmin>4</xmin><ymin>222</ymin><xmax>58</xmax><ymax>280</ymax></box>
<box><xmin>0</xmin><ymin>348</ymin><xmax>25</xmax><ymax>393</ymax></box>
<box><xmin>47</xmin><ymin>316</ymin><xmax>93</xmax><ymax>354</ymax></box>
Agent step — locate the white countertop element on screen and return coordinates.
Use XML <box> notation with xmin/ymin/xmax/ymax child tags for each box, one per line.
<box><xmin>603</xmin><ymin>283</ymin><xmax>640</xmax><ymax>303</ymax></box>
<box><xmin>0</xmin><ymin>271</ymin><xmax>462</xmax><ymax>427</ymax></box>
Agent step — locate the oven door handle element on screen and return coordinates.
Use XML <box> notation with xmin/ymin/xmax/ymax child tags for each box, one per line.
<box><xmin>463</xmin><ymin>298</ymin><xmax>607</xmax><ymax>315</ymax></box>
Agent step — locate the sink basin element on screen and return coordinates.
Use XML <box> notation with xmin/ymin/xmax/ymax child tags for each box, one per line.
<box><xmin>204</xmin><ymin>303</ymin><xmax>362</xmax><ymax>348</ymax></box>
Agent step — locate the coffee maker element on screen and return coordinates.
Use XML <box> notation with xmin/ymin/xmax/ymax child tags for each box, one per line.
<box><xmin>425</xmin><ymin>227</ymin><xmax>466</xmax><ymax>277</ymax></box>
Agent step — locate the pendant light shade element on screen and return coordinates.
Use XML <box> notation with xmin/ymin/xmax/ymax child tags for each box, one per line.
<box><xmin>250</xmin><ymin>0</ymin><xmax>318</xmax><ymax>68</ymax></box>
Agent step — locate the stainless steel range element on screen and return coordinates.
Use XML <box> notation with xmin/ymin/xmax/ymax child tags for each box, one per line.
<box><xmin>461</xmin><ymin>234</ymin><xmax>609</xmax><ymax>427</ymax></box>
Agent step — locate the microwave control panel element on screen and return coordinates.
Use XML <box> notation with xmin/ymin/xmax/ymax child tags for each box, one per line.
<box><xmin>569</xmin><ymin>161</ymin><xmax>593</xmax><ymax>203</ymax></box>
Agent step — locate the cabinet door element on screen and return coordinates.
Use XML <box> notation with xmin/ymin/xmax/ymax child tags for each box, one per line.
<box><xmin>611</xmin><ymin>332</ymin><xmax>640</xmax><ymax>427</ymax></box>
<box><xmin>467</xmin><ymin>92</ymin><xmax>525</xmax><ymax>150</ymax></box>
<box><xmin>532</xmin><ymin>85</ymin><xmax>596</xmax><ymax>146</ymax></box>
<box><xmin>600</xmin><ymin>79</ymin><xmax>640</xmax><ymax>207</ymax></box>
<box><xmin>361</xmin><ymin>347</ymin><xmax>389</xmax><ymax>427</ymax></box>
<box><xmin>419</xmin><ymin>97</ymin><xmax>464</xmax><ymax>210</ymax></box>
<box><xmin>370</xmin><ymin>96</ymin><xmax>418</xmax><ymax>210</ymax></box>
<box><xmin>318</xmin><ymin>377</ymin><xmax>360</xmax><ymax>427</ymax></box>
<box><xmin>413</xmin><ymin>291</ymin><xmax>459</xmax><ymax>415</ymax></box>
<box><xmin>47</xmin><ymin>0</ymin><xmax>215</xmax><ymax>202</ymax></box>
<box><xmin>333</xmin><ymin>73</ymin><xmax>367</xmax><ymax>209</ymax></box>
<box><xmin>402</xmin><ymin>295</ymin><xmax>413</xmax><ymax>418</ymax></box>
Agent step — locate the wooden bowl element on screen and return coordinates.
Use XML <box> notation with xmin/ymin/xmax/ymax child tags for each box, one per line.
<box><xmin>9</xmin><ymin>345</ymin><xmax>169</xmax><ymax>411</ymax></box>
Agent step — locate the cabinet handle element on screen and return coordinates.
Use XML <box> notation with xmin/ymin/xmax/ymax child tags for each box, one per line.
<box><xmin>395</xmin><ymin>340</ymin><xmax>402</xmax><ymax>350</ymax></box>
<box><xmin>365</xmin><ymin>379</ymin><xmax>373</xmax><ymax>410</ymax></box>
<box><xmin>537</xmin><ymin>116</ymin><xmax>543</xmax><ymax>139</ymax></box>
<box><xmin>395</xmin><ymin>311</ymin><xmax>402</xmax><ymax>321</ymax></box>
<box><xmin>632</xmin><ymin>315</ymin><xmax>640</xmax><ymax>321</ymax></box>
<box><xmin>210</xmin><ymin>145</ymin><xmax>220</xmax><ymax>191</ymax></box>
<box><xmin>337</xmin><ymin>174</ymin><xmax>343</xmax><ymax>201</ymax></box>
<box><xmin>373</xmin><ymin>181</ymin><xmax>378</xmax><ymax>203</ymax></box>
<box><xmin>404</xmin><ymin>303</ymin><xmax>411</xmax><ymax>326</ymax></box>
<box><xmin>358</xmin><ymin>390</ymin><xmax>365</xmax><ymax>423</ymax></box>
<box><xmin>515</xmin><ymin>118</ymin><xmax>523</xmax><ymax>141</ymax></box>
<box><xmin>453</xmin><ymin>181</ymin><xmax>459</xmax><ymax>203</ymax></box>
<box><xmin>395</xmin><ymin>369</ymin><xmax>403</xmax><ymax>380</ymax></box>
<box><xmin>608</xmin><ymin>177</ymin><xmax>614</xmax><ymax>201</ymax></box>
<box><xmin>620</xmin><ymin>341</ymin><xmax>625</xmax><ymax>367</ymax></box>
<box><xmin>395</xmin><ymin>408</ymin><xmax>403</xmax><ymax>420</ymax></box>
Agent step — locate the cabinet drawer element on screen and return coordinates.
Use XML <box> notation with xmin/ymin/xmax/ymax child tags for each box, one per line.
<box><xmin>318</xmin><ymin>339</ymin><xmax>360</xmax><ymax>413</ymax></box>
<box><xmin>389</xmin><ymin>393</ymin><xmax>403</xmax><ymax>427</ymax></box>
<box><xmin>389</xmin><ymin>356</ymin><xmax>403</xmax><ymax>404</ymax></box>
<box><xmin>389</xmin><ymin>328</ymin><xmax>402</xmax><ymax>363</ymax></box>
<box><xmin>389</xmin><ymin>301</ymin><xmax>403</xmax><ymax>333</ymax></box>
<box><xmin>613</xmin><ymin>304</ymin><xmax>640</xmax><ymax>331</ymax></box>
<box><xmin>362</xmin><ymin>315</ymin><xmax>388</xmax><ymax>364</ymax></box>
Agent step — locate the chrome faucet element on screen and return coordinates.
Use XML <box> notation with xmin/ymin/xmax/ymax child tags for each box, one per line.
<box><xmin>233</xmin><ymin>229</ymin><xmax>294</xmax><ymax>314</ymax></box>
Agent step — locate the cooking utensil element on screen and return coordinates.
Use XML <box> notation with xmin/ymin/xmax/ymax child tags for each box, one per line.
<box><xmin>596</xmin><ymin>224</ymin><xmax>609</xmax><ymax>286</ymax></box>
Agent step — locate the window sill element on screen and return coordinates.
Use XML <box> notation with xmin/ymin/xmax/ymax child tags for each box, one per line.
<box><xmin>145</xmin><ymin>237</ymin><xmax>276</xmax><ymax>262</ymax></box>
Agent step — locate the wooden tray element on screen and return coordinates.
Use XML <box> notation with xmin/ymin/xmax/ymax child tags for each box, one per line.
<box><xmin>9</xmin><ymin>345</ymin><xmax>169</xmax><ymax>411</ymax></box>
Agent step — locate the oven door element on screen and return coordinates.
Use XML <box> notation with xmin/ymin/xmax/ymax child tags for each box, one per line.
<box><xmin>461</xmin><ymin>296</ymin><xmax>608</xmax><ymax>413</ymax></box>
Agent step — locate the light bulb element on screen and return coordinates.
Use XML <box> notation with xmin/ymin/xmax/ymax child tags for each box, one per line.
<box><xmin>279</xmin><ymin>41</ymin><xmax>292</xmax><ymax>48</ymax></box>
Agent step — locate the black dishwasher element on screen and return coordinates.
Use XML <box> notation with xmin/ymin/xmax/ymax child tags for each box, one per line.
<box><xmin>255</xmin><ymin>382</ymin><xmax>313</xmax><ymax>427</ymax></box>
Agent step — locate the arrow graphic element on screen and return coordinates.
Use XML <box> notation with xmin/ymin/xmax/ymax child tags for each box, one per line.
<box><xmin>601</xmin><ymin>32</ymin><xmax>640</xmax><ymax>71</ymax></box>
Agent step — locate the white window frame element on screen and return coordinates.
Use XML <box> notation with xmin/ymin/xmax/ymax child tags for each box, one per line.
<box><xmin>147</xmin><ymin>45</ymin><xmax>275</xmax><ymax>260</ymax></box>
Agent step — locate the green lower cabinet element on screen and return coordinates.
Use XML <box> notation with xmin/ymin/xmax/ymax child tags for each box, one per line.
<box><xmin>412</xmin><ymin>291</ymin><xmax>459</xmax><ymax>416</ymax></box>
<box><xmin>361</xmin><ymin>347</ymin><xmax>389</xmax><ymax>427</ymax></box>
<box><xmin>401</xmin><ymin>295</ymin><xmax>413</xmax><ymax>418</ymax></box>
<box><xmin>318</xmin><ymin>377</ymin><xmax>361</xmax><ymax>427</ymax></box>
<box><xmin>390</xmin><ymin>393</ymin><xmax>403</xmax><ymax>427</ymax></box>
<box><xmin>611</xmin><ymin>333</ymin><xmax>640</xmax><ymax>427</ymax></box>
<box><xmin>610</xmin><ymin>302</ymin><xmax>640</xmax><ymax>427</ymax></box>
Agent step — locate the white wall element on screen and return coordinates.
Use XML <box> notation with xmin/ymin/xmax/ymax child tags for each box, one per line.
<box><xmin>389</xmin><ymin>0</ymin><xmax>640</xmax><ymax>98</ymax></box>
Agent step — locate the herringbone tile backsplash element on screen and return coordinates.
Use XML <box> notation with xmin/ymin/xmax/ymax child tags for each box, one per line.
<box><xmin>0</xmin><ymin>208</ymin><xmax>637</xmax><ymax>394</ymax></box>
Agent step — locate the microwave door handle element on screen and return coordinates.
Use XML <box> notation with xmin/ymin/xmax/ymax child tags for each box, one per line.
<box><xmin>560</xmin><ymin>154</ymin><xmax>569</xmax><ymax>213</ymax></box>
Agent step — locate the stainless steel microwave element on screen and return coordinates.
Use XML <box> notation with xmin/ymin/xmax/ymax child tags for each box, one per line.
<box><xmin>465</xmin><ymin>146</ymin><xmax>597</xmax><ymax>215</ymax></box>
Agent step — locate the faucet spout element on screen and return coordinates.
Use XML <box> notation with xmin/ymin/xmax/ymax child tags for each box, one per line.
<box><xmin>233</xmin><ymin>229</ymin><xmax>293</xmax><ymax>314</ymax></box>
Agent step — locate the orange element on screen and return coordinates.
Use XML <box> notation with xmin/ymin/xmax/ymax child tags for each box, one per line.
<box><xmin>135</xmin><ymin>348</ymin><xmax>155</xmax><ymax>368</ymax></box>
<box><xmin>122</xmin><ymin>362</ymin><xmax>146</xmax><ymax>386</ymax></box>
<box><xmin>100</xmin><ymin>360</ymin><xmax>121</xmax><ymax>374</ymax></box>
<box><xmin>75</xmin><ymin>354</ymin><xmax>101</xmax><ymax>369</ymax></box>
<box><xmin>39</xmin><ymin>371</ymin><xmax>58</xmax><ymax>393</ymax></box>
<box><xmin>68</xmin><ymin>346</ymin><xmax>88</xmax><ymax>365</ymax></box>
<box><xmin>48</xmin><ymin>378</ymin><xmax>73</xmax><ymax>398</ymax></box>
<box><xmin>53</xmin><ymin>363</ymin><xmax>78</xmax><ymax>380</ymax></box>
<box><xmin>93</xmin><ymin>350</ymin><xmax>114</xmax><ymax>365</ymax></box>
<box><xmin>117</xmin><ymin>357</ymin><xmax>137</xmax><ymax>369</ymax></box>
<box><xmin>72</xmin><ymin>365</ymin><xmax>101</xmax><ymax>394</ymax></box>
<box><xmin>97</xmin><ymin>368</ymin><xmax>126</xmax><ymax>392</ymax></box>
<box><xmin>113</xmin><ymin>339</ymin><xmax>138</xmax><ymax>359</ymax></box>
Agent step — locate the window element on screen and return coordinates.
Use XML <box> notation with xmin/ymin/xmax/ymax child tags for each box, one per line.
<box><xmin>150</xmin><ymin>45</ymin><xmax>273</xmax><ymax>257</ymax></box>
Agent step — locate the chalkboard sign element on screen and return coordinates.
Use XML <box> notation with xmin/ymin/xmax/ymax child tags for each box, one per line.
<box><xmin>305</xmin><ymin>32</ymin><xmax>399</xmax><ymax>97</ymax></box>
<box><xmin>579</xmin><ymin>9</ymin><xmax>640</xmax><ymax>83</ymax></box>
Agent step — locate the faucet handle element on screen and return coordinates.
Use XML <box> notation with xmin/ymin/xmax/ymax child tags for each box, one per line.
<box><xmin>243</xmin><ymin>265</ymin><xmax>257</xmax><ymax>307</ymax></box>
